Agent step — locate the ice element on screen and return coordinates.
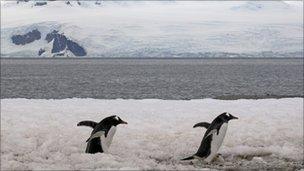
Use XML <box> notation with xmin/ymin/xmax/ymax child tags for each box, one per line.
<box><xmin>252</xmin><ymin>157</ymin><xmax>266</xmax><ymax>163</ymax></box>
<box><xmin>1</xmin><ymin>1</ymin><xmax>303</xmax><ymax>57</ymax></box>
<box><xmin>1</xmin><ymin>98</ymin><xmax>303</xmax><ymax>170</ymax></box>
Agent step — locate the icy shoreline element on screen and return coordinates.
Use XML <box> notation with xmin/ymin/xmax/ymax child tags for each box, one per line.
<box><xmin>1</xmin><ymin>98</ymin><xmax>303</xmax><ymax>170</ymax></box>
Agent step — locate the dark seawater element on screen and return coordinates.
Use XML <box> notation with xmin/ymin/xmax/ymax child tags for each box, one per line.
<box><xmin>1</xmin><ymin>58</ymin><xmax>303</xmax><ymax>99</ymax></box>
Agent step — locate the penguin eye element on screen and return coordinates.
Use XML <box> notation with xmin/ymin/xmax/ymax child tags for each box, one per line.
<box><xmin>114</xmin><ymin>116</ymin><xmax>120</xmax><ymax>121</ymax></box>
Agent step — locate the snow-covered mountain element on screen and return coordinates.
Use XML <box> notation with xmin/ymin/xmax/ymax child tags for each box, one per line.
<box><xmin>1</xmin><ymin>1</ymin><xmax>303</xmax><ymax>58</ymax></box>
<box><xmin>231</xmin><ymin>1</ymin><xmax>293</xmax><ymax>11</ymax></box>
<box><xmin>4</xmin><ymin>0</ymin><xmax>103</xmax><ymax>7</ymax></box>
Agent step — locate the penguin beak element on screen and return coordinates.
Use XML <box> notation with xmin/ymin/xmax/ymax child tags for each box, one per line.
<box><xmin>120</xmin><ymin>120</ymin><xmax>128</xmax><ymax>124</ymax></box>
<box><xmin>231</xmin><ymin>115</ymin><xmax>238</xmax><ymax>120</ymax></box>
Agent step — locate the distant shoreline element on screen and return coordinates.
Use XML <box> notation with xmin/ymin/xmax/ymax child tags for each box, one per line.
<box><xmin>1</xmin><ymin>96</ymin><xmax>303</xmax><ymax>101</ymax></box>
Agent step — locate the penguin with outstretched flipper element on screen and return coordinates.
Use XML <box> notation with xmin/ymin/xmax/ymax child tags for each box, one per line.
<box><xmin>77</xmin><ymin>115</ymin><xmax>127</xmax><ymax>154</ymax></box>
<box><xmin>182</xmin><ymin>112</ymin><xmax>238</xmax><ymax>162</ymax></box>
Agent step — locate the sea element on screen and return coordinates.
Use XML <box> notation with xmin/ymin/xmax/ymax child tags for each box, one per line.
<box><xmin>1</xmin><ymin>58</ymin><xmax>303</xmax><ymax>99</ymax></box>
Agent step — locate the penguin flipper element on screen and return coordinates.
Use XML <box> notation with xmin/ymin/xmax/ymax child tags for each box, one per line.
<box><xmin>205</xmin><ymin>123</ymin><xmax>223</xmax><ymax>138</ymax></box>
<box><xmin>86</xmin><ymin>131</ymin><xmax>105</xmax><ymax>142</ymax></box>
<box><xmin>77</xmin><ymin>120</ymin><xmax>98</xmax><ymax>129</ymax></box>
<box><xmin>193</xmin><ymin>122</ymin><xmax>211</xmax><ymax>129</ymax></box>
<box><xmin>205</xmin><ymin>129</ymin><xmax>217</xmax><ymax>138</ymax></box>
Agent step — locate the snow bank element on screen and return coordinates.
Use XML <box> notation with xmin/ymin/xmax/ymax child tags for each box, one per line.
<box><xmin>1</xmin><ymin>98</ymin><xmax>303</xmax><ymax>170</ymax></box>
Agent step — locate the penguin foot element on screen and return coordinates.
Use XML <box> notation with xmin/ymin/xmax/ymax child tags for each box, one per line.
<box><xmin>212</xmin><ymin>153</ymin><xmax>225</xmax><ymax>163</ymax></box>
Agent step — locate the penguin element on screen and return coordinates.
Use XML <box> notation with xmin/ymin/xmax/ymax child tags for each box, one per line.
<box><xmin>77</xmin><ymin>115</ymin><xmax>127</xmax><ymax>154</ymax></box>
<box><xmin>182</xmin><ymin>112</ymin><xmax>238</xmax><ymax>162</ymax></box>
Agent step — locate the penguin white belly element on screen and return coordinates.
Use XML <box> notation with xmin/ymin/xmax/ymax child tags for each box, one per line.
<box><xmin>205</xmin><ymin>123</ymin><xmax>228</xmax><ymax>162</ymax></box>
<box><xmin>100</xmin><ymin>126</ymin><xmax>117</xmax><ymax>153</ymax></box>
<box><xmin>105</xmin><ymin>126</ymin><xmax>117</xmax><ymax>147</ymax></box>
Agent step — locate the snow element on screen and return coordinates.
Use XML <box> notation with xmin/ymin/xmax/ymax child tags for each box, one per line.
<box><xmin>1</xmin><ymin>1</ymin><xmax>303</xmax><ymax>57</ymax></box>
<box><xmin>1</xmin><ymin>98</ymin><xmax>303</xmax><ymax>170</ymax></box>
<box><xmin>231</xmin><ymin>1</ymin><xmax>294</xmax><ymax>11</ymax></box>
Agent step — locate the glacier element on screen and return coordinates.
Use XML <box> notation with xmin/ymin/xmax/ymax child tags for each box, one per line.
<box><xmin>0</xmin><ymin>1</ymin><xmax>303</xmax><ymax>57</ymax></box>
<box><xmin>1</xmin><ymin>98</ymin><xmax>303</xmax><ymax>170</ymax></box>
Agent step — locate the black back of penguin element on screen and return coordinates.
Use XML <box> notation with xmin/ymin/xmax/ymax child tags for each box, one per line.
<box><xmin>91</xmin><ymin>115</ymin><xmax>126</xmax><ymax>137</ymax></box>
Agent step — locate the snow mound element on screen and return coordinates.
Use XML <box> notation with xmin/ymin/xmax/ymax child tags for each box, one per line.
<box><xmin>1</xmin><ymin>98</ymin><xmax>303</xmax><ymax>170</ymax></box>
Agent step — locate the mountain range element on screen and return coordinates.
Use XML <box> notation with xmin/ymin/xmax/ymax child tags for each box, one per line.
<box><xmin>1</xmin><ymin>1</ymin><xmax>303</xmax><ymax>58</ymax></box>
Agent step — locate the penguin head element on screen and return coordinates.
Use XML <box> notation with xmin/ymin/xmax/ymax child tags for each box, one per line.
<box><xmin>221</xmin><ymin>112</ymin><xmax>238</xmax><ymax>121</ymax></box>
<box><xmin>104</xmin><ymin>115</ymin><xmax>128</xmax><ymax>126</ymax></box>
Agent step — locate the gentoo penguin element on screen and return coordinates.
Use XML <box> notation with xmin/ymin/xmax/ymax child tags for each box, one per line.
<box><xmin>182</xmin><ymin>112</ymin><xmax>238</xmax><ymax>162</ymax></box>
<box><xmin>77</xmin><ymin>115</ymin><xmax>127</xmax><ymax>154</ymax></box>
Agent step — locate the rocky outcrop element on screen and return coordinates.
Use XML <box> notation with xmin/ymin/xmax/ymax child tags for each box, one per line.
<box><xmin>34</xmin><ymin>2</ymin><xmax>47</xmax><ymax>6</ymax></box>
<box><xmin>95</xmin><ymin>0</ymin><xmax>101</xmax><ymax>5</ymax></box>
<box><xmin>45</xmin><ymin>30</ymin><xmax>86</xmax><ymax>56</ymax></box>
<box><xmin>15</xmin><ymin>0</ymin><xmax>102</xmax><ymax>7</ymax></box>
<box><xmin>65</xmin><ymin>0</ymin><xmax>82</xmax><ymax>6</ymax></box>
<box><xmin>16</xmin><ymin>0</ymin><xmax>29</xmax><ymax>4</ymax></box>
<box><xmin>10</xmin><ymin>29</ymin><xmax>86</xmax><ymax>57</ymax></box>
<box><xmin>46</xmin><ymin>30</ymin><xmax>67</xmax><ymax>53</ymax></box>
<box><xmin>66</xmin><ymin>39</ymin><xmax>87</xmax><ymax>56</ymax></box>
<box><xmin>11</xmin><ymin>29</ymin><xmax>41</xmax><ymax>45</ymax></box>
<box><xmin>38</xmin><ymin>48</ymin><xmax>45</xmax><ymax>56</ymax></box>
